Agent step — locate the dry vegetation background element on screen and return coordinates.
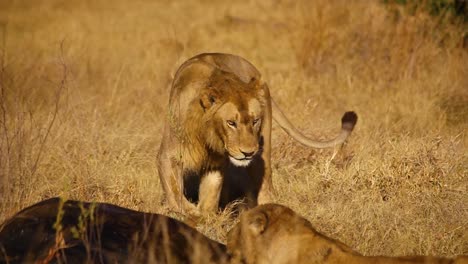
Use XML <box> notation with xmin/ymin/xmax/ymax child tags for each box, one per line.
<box><xmin>0</xmin><ymin>0</ymin><xmax>467</xmax><ymax>258</ymax></box>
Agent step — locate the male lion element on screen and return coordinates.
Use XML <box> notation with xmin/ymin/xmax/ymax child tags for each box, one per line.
<box><xmin>0</xmin><ymin>198</ymin><xmax>228</xmax><ymax>263</ymax></box>
<box><xmin>227</xmin><ymin>204</ymin><xmax>467</xmax><ymax>264</ymax></box>
<box><xmin>157</xmin><ymin>53</ymin><xmax>358</xmax><ymax>215</ymax></box>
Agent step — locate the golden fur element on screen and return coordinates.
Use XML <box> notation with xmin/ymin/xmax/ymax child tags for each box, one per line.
<box><xmin>157</xmin><ymin>53</ymin><xmax>358</xmax><ymax>215</ymax></box>
<box><xmin>227</xmin><ymin>204</ymin><xmax>467</xmax><ymax>264</ymax></box>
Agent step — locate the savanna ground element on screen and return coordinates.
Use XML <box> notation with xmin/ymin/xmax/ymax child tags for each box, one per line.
<box><xmin>0</xmin><ymin>0</ymin><xmax>467</xmax><ymax>258</ymax></box>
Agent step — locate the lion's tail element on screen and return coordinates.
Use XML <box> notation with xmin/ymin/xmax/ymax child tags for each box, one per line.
<box><xmin>271</xmin><ymin>99</ymin><xmax>358</xmax><ymax>149</ymax></box>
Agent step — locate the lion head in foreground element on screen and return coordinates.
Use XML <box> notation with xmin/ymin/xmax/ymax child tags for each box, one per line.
<box><xmin>227</xmin><ymin>204</ymin><xmax>466</xmax><ymax>264</ymax></box>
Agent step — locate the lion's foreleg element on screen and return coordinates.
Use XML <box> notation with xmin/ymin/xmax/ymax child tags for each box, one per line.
<box><xmin>157</xmin><ymin>151</ymin><xmax>181</xmax><ymax>210</ymax></box>
<box><xmin>257</xmin><ymin>104</ymin><xmax>275</xmax><ymax>205</ymax></box>
<box><xmin>198</xmin><ymin>171</ymin><xmax>223</xmax><ymax>213</ymax></box>
<box><xmin>170</xmin><ymin>159</ymin><xmax>200</xmax><ymax>216</ymax></box>
<box><xmin>257</xmin><ymin>164</ymin><xmax>274</xmax><ymax>205</ymax></box>
<box><xmin>248</xmin><ymin>159</ymin><xmax>274</xmax><ymax>206</ymax></box>
<box><xmin>158</xmin><ymin>146</ymin><xmax>198</xmax><ymax>215</ymax></box>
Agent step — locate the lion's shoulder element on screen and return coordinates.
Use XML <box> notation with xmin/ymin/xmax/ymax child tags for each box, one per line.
<box><xmin>174</xmin><ymin>53</ymin><xmax>261</xmax><ymax>85</ymax></box>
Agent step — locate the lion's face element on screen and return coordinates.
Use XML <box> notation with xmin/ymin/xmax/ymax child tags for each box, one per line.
<box><xmin>216</xmin><ymin>99</ymin><xmax>263</xmax><ymax>167</ymax></box>
<box><xmin>228</xmin><ymin>204</ymin><xmax>461</xmax><ymax>264</ymax></box>
<box><xmin>201</xmin><ymin>72</ymin><xmax>265</xmax><ymax>167</ymax></box>
<box><xmin>227</xmin><ymin>204</ymin><xmax>314</xmax><ymax>264</ymax></box>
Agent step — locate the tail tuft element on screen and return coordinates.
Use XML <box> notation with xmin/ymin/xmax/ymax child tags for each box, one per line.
<box><xmin>341</xmin><ymin>111</ymin><xmax>358</xmax><ymax>131</ymax></box>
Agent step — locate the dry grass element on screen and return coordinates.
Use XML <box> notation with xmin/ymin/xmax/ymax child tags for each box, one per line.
<box><xmin>0</xmin><ymin>0</ymin><xmax>466</xmax><ymax>258</ymax></box>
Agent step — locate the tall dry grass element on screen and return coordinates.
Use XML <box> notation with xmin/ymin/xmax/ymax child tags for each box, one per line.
<box><xmin>0</xmin><ymin>0</ymin><xmax>466</xmax><ymax>258</ymax></box>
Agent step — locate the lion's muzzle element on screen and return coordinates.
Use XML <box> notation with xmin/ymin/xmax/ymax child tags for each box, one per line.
<box><xmin>229</xmin><ymin>156</ymin><xmax>254</xmax><ymax>167</ymax></box>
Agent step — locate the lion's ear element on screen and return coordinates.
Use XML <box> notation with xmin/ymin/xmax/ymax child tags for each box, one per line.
<box><xmin>248</xmin><ymin>210</ymin><xmax>268</xmax><ymax>235</ymax></box>
<box><xmin>200</xmin><ymin>90</ymin><xmax>218</xmax><ymax>110</ymax></box>
<box><xmin>226</xmin><ymin>225</ymin><xmax>241</xmax><ymax>255</ymax></box>
<box><xmin>248</xmin><ymin>77</ymin><xmax>263</xmax><ymax>88</ymax></box>
<box><xmin>249</xmin><ymin>77</ymin><xmax>266</xmax><ymax>98</ymax></box>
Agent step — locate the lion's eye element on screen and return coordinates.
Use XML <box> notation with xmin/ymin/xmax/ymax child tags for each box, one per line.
<box><xmin>227</xmin><ymin>120</ymin><xmax>237</xmax><ymax>128</ymax></box>
<box><xmin>253</xmin><ymin>118</ymin><xmax>260</xmax><ymax>125</ymax></box>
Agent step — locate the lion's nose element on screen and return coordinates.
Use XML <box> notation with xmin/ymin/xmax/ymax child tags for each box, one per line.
<box><xmin>240</xmin><ymin>150</ymin><xmax>255</xmax><ymax>158</ymax></box>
